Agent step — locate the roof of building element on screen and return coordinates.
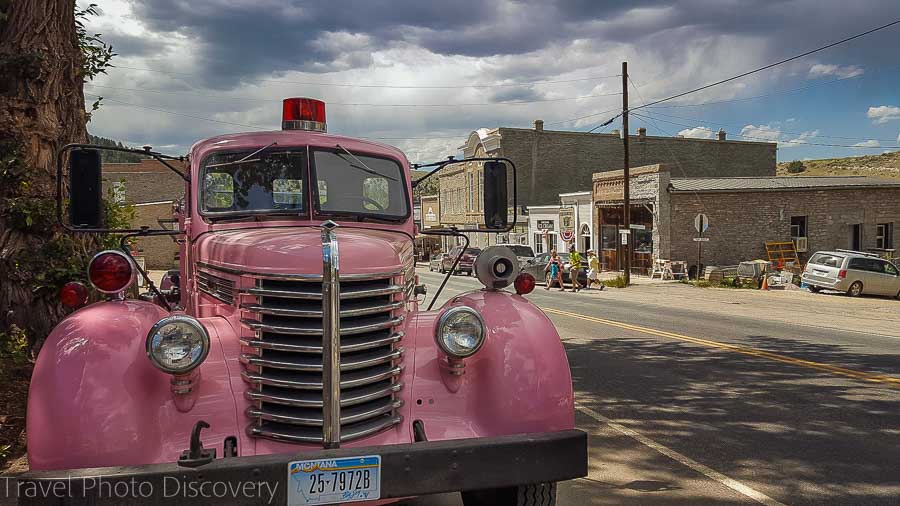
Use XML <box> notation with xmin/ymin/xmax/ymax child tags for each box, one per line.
<box><xmin>668</xmin><ymin>176</ymin><xmax>900</xmax><ymax>193</ymax></box>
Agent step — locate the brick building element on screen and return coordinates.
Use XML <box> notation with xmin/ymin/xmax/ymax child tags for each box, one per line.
<box><xmin>593</xmin><ymin>164</ymin><xmax>900</xmax><ymax>274</ymax></box>
<box><xmin>102</xmin><ymin>159</ymin><xmax>186</xmax><ymax>269</ymax></box>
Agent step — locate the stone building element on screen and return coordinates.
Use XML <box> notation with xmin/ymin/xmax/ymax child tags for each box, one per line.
<box><xmin>593</xmin><ymin>164</ymin><xmax>900</xmax><ymax>274</ymax></box>
<box><xmin>451</xmin><ymin>123</ymin><xmax>776</xmax><ymax>208</ymax></box>
<box><xmin>102</xmin><ymin>159</ymin><xmax>186</xmax><ymax>269</ymax></box>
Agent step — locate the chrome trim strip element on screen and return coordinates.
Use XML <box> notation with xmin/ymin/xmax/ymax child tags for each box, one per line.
<box><xmin>240</xmin><ymin>332</ymin><xmax>404</xmax><ymax>354</ymax></box>
<box><xmin>321</xmin><ymin>220</ymin><xmax>341</xmax><ymax>448</ymax></box>
<box><xmin>241</xmin><ymin>315</ymin><xmax>404</xmax><ymax>336</ymax></box>
<box><xmin>198</xmin><ymin>261</ymin><xmax>402</xmax><ymax>281</ymax></box>
<box><xmin>340</xmin><ymin>286</ymin><xmax>404</xmax><ymax>299</ymax></box>
<box><xmin>241</xmin><ymin>301</ymin><xmax>403</xmax><ymax>318</ymax></box>
<box><xmin>244</xmin><ymin>288</ymin><xmax>322</xmax><ymax>300</ymax></box>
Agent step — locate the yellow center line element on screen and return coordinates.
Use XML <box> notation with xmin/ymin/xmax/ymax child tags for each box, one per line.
<box><xmin>542</xmin><ymin>306</ymin><xmax>900</xmax><ymax>386</ymax></box>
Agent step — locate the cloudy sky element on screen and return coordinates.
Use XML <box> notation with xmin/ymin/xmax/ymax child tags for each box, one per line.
<box><xmin>82</xmin><ymin>0</ymin><xmax>900</xmax><ymax>163</ymax></box>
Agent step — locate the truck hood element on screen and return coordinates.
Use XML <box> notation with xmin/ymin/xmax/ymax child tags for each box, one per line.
<box><xmin>195</xmin><ymin>227</ymin><xmax>413</xmax><ymax>277</ymax></box>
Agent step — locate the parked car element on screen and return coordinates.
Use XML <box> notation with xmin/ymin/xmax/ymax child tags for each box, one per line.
<box><xmin>440</xmin><ymin>246</ymin><xmax>482</xmax><ymax>275</ymax></box>
<box><xmin>802</xmin><ymin>250</ymin><xmax>900</xmax><ymax>298</ymax></box>
<box><xmin>522</xmin><ymin>252</ymin><xmax>589</xmax><ymax>287</ymax></box>
<box><xmin>496</xmin><ymin>243</ymin><xmax>536</xmax><ymax>269</ymax></box>
<box><xmin>428</xmin><ymin>253</ymin><xmax>443</xmax><ymax>272</ymax></box>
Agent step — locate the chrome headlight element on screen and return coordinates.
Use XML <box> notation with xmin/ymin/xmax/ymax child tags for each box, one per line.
<box><xmin>146</xmin><ymin>315</ymin><xmax>210</xmax><ymax>374</ymax></box>
<box><xmin>436</xmin><ymin>307</ymin><xmax>485</xmax><ymax>358</ymax></box>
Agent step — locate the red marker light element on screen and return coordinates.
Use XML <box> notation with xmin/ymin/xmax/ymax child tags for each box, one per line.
<box><xmin>88</xmin><ymin>250</ymin><xmax>135</xmax><ymax>294</ymax></box>
<box><xmin>514</xmin><ymin>272</ymin><xmax>536</xmax><ymax>295</ymax></box>
<box><xmin>282</xmin><ymin>98</ymin><xmax>327</xmax><ymax>132</ymax></box>
<box><xmin>59</xmin><ymin>281</ymin><xmax>89</xmax><ymax>308</ymax></box>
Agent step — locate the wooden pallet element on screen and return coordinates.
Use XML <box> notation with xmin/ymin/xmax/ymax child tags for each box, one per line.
<box><xmin>765</xmin><ymin>241</ymin><xmax>800</xmax><ymax>268</ymax></box>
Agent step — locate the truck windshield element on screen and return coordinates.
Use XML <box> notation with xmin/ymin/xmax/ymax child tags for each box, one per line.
<box><xmin>312</xmin><ymin>149</ymin><xmax>409</xmax><ymax>221</ymax></box>
<box><xmin>201</xmin><ymin>150</ymin><xmax>307</xmax><ymax>215</ymax></box>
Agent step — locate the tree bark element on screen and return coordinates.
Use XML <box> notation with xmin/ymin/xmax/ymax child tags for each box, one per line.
<box><xmin>0</xmin><ymin>0</ymin><xmax>89</xmax><ymax>340</ymax></box>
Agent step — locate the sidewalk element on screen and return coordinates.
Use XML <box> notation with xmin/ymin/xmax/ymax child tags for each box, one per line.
<box><xmin>575</xmin><ymin>278</ymin><xmax>900</xmax><ymax>338</ymax></box>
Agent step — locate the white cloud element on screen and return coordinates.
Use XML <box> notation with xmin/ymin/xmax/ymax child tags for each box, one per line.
<box><xmin>807</xmin><ymin>63</ymin><xmax>864</xmax><ymax>79</ymax></box>
<box><xmin>867</xmin><ymin>105</ymin><xmax>900</xmax><ymax>124</ymax></box>
<box><xmin>852</xmin><ymin>140</ymin><xmax>881</xmax><ymax>148</ymax></box>
<box><xmin>897</xmin><ymin>133</ymin><xmax>900</xmax><ymax>142</ymax></box>
<box><xmin>740</xmin><ymin>124</ymin><xmax>780</xmax><ymax>143</ymax></box>
<box><xmin>782</xmin><ymin>130</ymin><xmax>819</xmax><ymax>148</ymax></box>
<box><xmin>676</xmin><ymin>126</ymin><xmax>713</xmax><ymax>139</ymax></box>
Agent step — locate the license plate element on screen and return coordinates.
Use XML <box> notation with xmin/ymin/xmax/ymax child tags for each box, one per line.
<box><xmin>287</xmin><ymin>455</ymin><xmax>381</xmax><ymax>505</ymax></box>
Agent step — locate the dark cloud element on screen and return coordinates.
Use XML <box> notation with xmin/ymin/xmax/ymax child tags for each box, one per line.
<box><xmin>123</xmin><ymin>0</ymin><xmax>900</xmax><ymax>89</ymax></box>
<box><xmin>103</xmin><ymin>32</ymin><xmax>169</xmax><ymax>57</ymax></box>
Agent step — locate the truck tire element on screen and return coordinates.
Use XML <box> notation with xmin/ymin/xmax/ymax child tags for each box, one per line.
<box><xmin>462</xmin><ymin>482</ymin><xmax>556</xmax><ymax>506</ymax></box>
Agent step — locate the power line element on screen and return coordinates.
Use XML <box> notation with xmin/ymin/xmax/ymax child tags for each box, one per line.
<box><xmin>84</xmin><ymin>83</ymin><xmax>621</xmax><ymax>107</ymax></box>
<box><xmin>630</xmin><ymin>111</ymin><xmax>900</xmax><ymax>149</ymax></box>
<box><xmin>644</xmin><ymin>65</ymin><xmax>900</xmax><ymax>109</ymax></box>
<box><xmin>111</xmin><ymin>65</ymin><xmax>620</xmax><ymax>89</ymax></box>
<box><xmin>642</xmin><ymin>109</ymin><xmax>900</xmax><ymax>143</ymax></box>
<box><xmin>587</xmin><ymin>18</ymin><xmax>900</xmax><ymax>129</ymax></box>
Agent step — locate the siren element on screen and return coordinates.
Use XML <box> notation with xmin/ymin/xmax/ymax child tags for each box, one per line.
<box><xmin>474</xmin><ymin>246</ymin><xmax>519</xmax><ymax>290</ymax></box>
<box><xmin>282</xmin><ymin>98</ymin><xmax>327</xmax><ymax>132</ymax></box>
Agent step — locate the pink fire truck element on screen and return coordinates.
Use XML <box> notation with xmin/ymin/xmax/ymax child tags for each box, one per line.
<box><xmin>18</xmin><ymin>98</ymin><xmax>586</xmax><ymax>505</ymax></box>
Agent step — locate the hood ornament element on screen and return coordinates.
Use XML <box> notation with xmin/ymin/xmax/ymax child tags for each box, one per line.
<box><xmin>321</xmin><ymin>219</ymin><xmax>341</xmax><ymax>448</ymax></box>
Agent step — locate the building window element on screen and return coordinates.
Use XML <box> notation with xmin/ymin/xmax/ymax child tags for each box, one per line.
<box><xmin>468</xmin><ymin>172</ymin><xmax>475</xmax><ymax>211</ymax></box>
<box><xmin>790</xmin><ymin>216</ymin><xmax>807</xmax><ymax>238</ymax></box>
<box><xmin>876</xmin><ymin>223</ymin><xmax>894</xmax><ymax>249</ymax></box>
<box><xmin>547</xmin><ymin>233</ymin><xmax>558</xmax><ymax>252</ymax></box>
<box><xmin>533</xmin><ymin>233</ymin><xmax>544</xmax><ymax>254</ymax></box>
<box><xmin>478</xmin><ymin>170</ymin><xmax>484</xmax><ymax>211</ymax></box>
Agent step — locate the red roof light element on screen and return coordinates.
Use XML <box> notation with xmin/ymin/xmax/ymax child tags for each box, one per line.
<box><xmin>282</xmin><ymin>98</ymin><xmax>326</xmax><ymax>132</ymax></box>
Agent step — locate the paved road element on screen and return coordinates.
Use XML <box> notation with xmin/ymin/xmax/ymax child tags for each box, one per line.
<box><xmin>406</xmin><ymin>270</ymin><xmax>900</xmax><ymax>505</ymax></box>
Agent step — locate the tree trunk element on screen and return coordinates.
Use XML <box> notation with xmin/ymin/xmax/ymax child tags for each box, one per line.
<box><xmin>0</xmin><ymin>0</ymin><xmax>89</xmax><ymax>340</ymax></box>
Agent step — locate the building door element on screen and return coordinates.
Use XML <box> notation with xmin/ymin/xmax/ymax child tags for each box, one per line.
<box><xmin>851</xmin><ymin>224</ymin><xmax>862</xmax><ymax>251</ymax></box>
<box><xmin>580</xmin><ymin>224</ymin><xmax>591</xmax><ymax>252</ymax></box>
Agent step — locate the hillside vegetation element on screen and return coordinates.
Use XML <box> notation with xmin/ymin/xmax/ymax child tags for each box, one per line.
<box><xmin>777</xmin><ymin>151</ymin><xmax>900</xmax><ymax>180</ymax></box>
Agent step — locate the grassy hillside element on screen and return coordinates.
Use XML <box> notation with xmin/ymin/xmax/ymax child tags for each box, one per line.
<box><xmin>777</xmin><ymin>151</ymin><xmax>900</xmax><ymax>180</ymax></box>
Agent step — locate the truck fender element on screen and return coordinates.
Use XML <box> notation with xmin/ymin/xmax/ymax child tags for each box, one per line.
<box><xmin>27</xmin><ymin>300</ymin><xmax>240</xmax><ymax>471</ymax></box>
<box><xmin>408</xmin><ymin>290</ymin><xmax>574</xmax><ymax>441</ymax></box>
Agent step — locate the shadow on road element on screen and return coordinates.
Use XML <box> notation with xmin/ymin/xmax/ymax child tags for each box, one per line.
<box><xmin>566</xmin><ymin>332</ymin><xmax>900</xmax><ymax>506</ymax></box>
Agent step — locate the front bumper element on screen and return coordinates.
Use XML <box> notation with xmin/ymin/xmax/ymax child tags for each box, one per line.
<box><xmin>16</xmin><ymin>430</ymin><xmax>587</xmax><ymax>505</ymax></box>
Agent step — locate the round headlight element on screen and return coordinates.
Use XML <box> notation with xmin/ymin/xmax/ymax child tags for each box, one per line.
<box><xmin>146</xmin><ymin>316</ymin><xmax>210</xmax><ymax>374</ymax></box>
<box><xmin>436</xmin><ymin>307</ymin><xmax>485</xmax><ymax>358</ymax></box>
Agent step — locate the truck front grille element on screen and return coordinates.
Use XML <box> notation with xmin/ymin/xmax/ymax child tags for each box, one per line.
<box><xmin>240</xmin><ymin>272</ymin><xmax>410</xmax><ymax>444</ymax></box>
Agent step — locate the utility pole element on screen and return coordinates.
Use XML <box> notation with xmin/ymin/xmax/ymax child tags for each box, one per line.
<box><xmin>621</xmin><ymin>61</ymin><xmax>631</xmax><ymax>286</ymax></box>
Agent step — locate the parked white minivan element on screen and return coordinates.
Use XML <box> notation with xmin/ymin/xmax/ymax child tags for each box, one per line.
<box><xmin>802</xmin><ymin>250</ymin><xmax>900</xmax><ymax>298</ymax></box>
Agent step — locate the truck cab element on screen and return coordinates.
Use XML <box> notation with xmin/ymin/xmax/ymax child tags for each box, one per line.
<box><xmin>20</xmin><ymin>98</ymin><xmax>586</xmax><ymax>506</ymax></box>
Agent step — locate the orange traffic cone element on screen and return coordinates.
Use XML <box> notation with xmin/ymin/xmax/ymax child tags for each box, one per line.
<box><xmin>760</xmin><ymin>275</ymin><xmax>769</xmax><ymax>290</ymax></box>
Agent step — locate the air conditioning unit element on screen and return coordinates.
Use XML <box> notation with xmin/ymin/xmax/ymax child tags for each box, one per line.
<box><xmin>793</xmin><ymin>237</ymin><xmax>808</xmax><ymax>252</ymax></box>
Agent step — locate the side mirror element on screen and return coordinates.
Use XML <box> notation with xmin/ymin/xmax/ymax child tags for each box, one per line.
<box><xmin>69</xmin><ymin>148</ymin><xmax>103</xmax><ymax>228</ymax></box>
<box><xmin>482</xmin><ymin>160</ymin><xmax>508</xmax><ymax>230</ymax></box>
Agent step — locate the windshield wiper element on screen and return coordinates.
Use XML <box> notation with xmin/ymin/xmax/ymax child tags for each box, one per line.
<box><xmin>335</xmin><ymin>144</ymin><xmax>398</xmax><ymax>181</ymax></box>
<box><xmin>206</xmin><ymin>141</ymin><xmax>278</xmax><ymax>169</ymax></box>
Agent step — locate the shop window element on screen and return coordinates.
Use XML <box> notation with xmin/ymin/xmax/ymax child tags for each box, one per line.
<box><xmin>876</xmin><ymin>223</ymin><xmax>894</xmax><ymax>249</ymax></box>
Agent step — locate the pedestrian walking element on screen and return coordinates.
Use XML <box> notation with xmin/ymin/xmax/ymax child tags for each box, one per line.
<box><xmin>569</xmin><ymin>245</ymin><xmax>583</xmax><ymax>292</ymax></box>
<box><xmin>544</xmin><ymin>249</ymin><xmax>565</xmax><ymax>291</ymax></box>
<box><xmin>586</xmin><ymin>249</ymin><xmax>604</xmax><ymax>290</ymax></box>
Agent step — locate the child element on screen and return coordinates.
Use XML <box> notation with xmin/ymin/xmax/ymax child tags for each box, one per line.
<box><xmin>586</xmin><ymin>249</ymin><xmax>604</xmax><ymax>290</ymax></box>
